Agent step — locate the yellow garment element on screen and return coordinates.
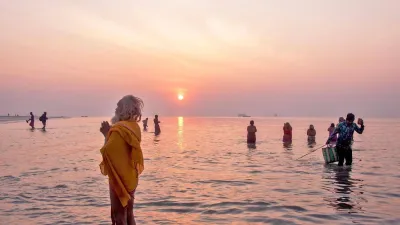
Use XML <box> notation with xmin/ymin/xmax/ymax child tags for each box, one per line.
<box><xmin>99</xmin><ymin>121</ymin><xmax>144</xmax><ymax>207</ymax></box>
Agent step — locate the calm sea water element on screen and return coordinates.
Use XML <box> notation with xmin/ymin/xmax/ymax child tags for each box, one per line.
<box><xmin>0</xmin><ymin>117</ymin><xmax>399</xmax><ymax>225</ymax></box>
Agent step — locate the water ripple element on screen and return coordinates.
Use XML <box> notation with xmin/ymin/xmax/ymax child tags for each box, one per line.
<box><xmin>1</xmin><ymin>117</ymin><xmax>399</xmax><ymax>224</ymax></box>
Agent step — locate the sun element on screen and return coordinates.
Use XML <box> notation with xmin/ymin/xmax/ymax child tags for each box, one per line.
<box><xmin>178</xmin><ymin>94</ymin><xmax>184</xmax><ymax>100</ymax></box>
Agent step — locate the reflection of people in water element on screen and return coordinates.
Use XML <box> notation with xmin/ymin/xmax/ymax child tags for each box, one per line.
<box><xmin>333</xmin><ymin>167</ymin><xmax>354</xmax><ymax>210</ymax></box>
<box><xmin>283</xmin><ymin>141</ymin><xmax>292</xmax><ymax>150</ymax></box>
<box><xmin>154</xmin><ymin>115</ymin><xmax>161</xmax><ymax>135</ymax></box>
<box><xmin>247</xmin><ymin>143</ymin><xmax>257</xmax><ymax>149</ymax></box>
<box><xmin>283</xmin><ymin>122</ymin><xmax>292</xmax><ymax>142</ymax></box>
<box><xmin>26</xmin><ymin>112</ymin><xmax>35</xmax><ymax>129</ymax></box>
<box><xmin>39</xmin><ymin>112</ymin><xmax>48</xmax><ymax>130</ymax></box>
<box><xmin>142</xmin><ymin>118</ymin><xmax>148</xmax><ymax>131</ymax></box>
<box><xmin>307</xmin><ymin>124</ymin><xmax>316</xmax><ymax>144</ymax></box>
<box><xmin>247</xmin><ymin>120</ymin><xmax>257</xmax><ymax>144</ymax></box>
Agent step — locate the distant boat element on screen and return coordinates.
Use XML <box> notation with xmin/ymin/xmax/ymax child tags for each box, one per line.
<box><xmin>238</xmin><ymin>113</ymin><xmax>251</xmax><ymax>117</ymax></box>
<box><xmin>274</xmin><ymin>113</ymin><xmax>278</xmax><ymax>117</ymax></box>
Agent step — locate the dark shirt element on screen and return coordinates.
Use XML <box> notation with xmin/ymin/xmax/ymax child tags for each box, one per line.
<box><xmin>328</xmin><ymin>122</ymin><xmax>364</xmax><ymax>147</ymax></box>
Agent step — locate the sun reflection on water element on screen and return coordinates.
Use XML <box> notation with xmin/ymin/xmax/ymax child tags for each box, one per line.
<box><xmin>177</xmin><ymin>117</ymin><xmax>184</xmax><ymax>150</ymax></box>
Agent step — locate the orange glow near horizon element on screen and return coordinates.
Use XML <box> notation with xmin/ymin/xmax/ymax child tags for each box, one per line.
<box><xmin>0</xmin><ymin>1</ymin><xmax>399</xmax><ymax>117</ymax></box>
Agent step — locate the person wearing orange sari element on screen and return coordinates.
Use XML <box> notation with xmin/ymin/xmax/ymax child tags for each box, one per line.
<box><xmin>99</xmin><ymin>95</ymin><xmax>145</xmax><ymax>225</ymax></box>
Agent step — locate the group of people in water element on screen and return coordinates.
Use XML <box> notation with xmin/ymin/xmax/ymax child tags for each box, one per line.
<box><xmin>26</xmin><ymin>112</ymin><xmax>48</xmax><ymax>130</ymax></box>
<box><xmin>98</xmin><ymin>94</ymin><xmax>366</xmax><ymax>224</ymax></box>
<box><xmin>141</xmin><ymin>115</ymin><xmax>161</xmax><ymax>135</ymax></box>
<box><xmin>246</xmin><ymin>113</ymin><xmax>365</xmax><ymax>167</ymax></box>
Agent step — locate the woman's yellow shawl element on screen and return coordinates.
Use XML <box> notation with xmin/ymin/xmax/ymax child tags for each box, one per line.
<box><xmin>99</xmin><ymin>121</ymin><xmax>144</xmax><ymax>207</ymax></box>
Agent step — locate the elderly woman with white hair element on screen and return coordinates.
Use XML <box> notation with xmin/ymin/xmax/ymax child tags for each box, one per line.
<box><xmin>99</xmin><ymin>95</ymin><xmax>144</xmax><ymax>225</ymax></box>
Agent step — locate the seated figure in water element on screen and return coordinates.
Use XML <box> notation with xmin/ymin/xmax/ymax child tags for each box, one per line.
<box><xmin>283</xmin><ymin>122</ymin><xmax>292</xmax><ymax>143</ymax></box>
<box><xmin>247</xmin><ymin>120</ymin><xmax>257</xmax><ymax>144</ymax></box>
<box><xmin>307</xmin><ymin>124</ymin><xmax>316</xmax><ymax>143</ymax></box>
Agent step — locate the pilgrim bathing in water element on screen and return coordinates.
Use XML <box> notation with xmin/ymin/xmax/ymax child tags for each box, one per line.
<box><xmin>142</xmin><ymin>118</ymin><xmax>148</xmax><ymax>131</ymax></box>
<box><xmin>283</xmin><ymin>122</ymin><xmax>292</xmax><ymax>142</ymax></box>
<box><xmin>247</xmin><ymin>120</ymin><xmax>257</xmax><ymax>144</ymax></box>
<box><xmin>154</xmin><ymin>115</ymin><xmax>161</xmax><ymax>135</ymax></box>
<box><xmin>99</xmin><ymin>95</ymin><xmax>145</xmax><ymax>225</ymax></box>
<box><xmin>307</xmin><ymin>124</ymin><xmax>316</xmax><ymax>144</ymax></box>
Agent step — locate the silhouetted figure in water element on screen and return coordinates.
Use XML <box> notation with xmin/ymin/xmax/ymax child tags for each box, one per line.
<box><xmin>154</xmin><ymin>115</ymin><xmax>161</xmax><ymax>135</ymax></box>
<box><xmin>7</xmin><ymin>113</ymin><xmax>9</xmax><ymax>117</ymax></box>
<box><xmin>39</xmin><ymin>112</ymin><xmax>48</xmax><ymax>130</ymax></box>
<box><xmin>26</xmin><ymin>112</ymin><xmax>34</xmax><ymax>129</ymax></box>
<box><xmin>283</xmin><ymin>122</ymin><xmax>292</xmax><ymax>143</ymax></box>
<box><xmin>142</xmin><ymin>118</ymin><xmax>148</xmax><ymax>131</ymax></box>
<box><xmin>307</xmin><ymin>124</ymin><xmax>316</xmax><ymax>144</ymax></box>
<box><xmin>247</xmin><ymin>120</ymin><xmax>257</xmax><ymax>144</ymax></box>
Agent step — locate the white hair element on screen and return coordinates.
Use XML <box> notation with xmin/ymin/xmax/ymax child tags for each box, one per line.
<box><xmin>111</xmin><ymin>95</ymin><xmax>144</xmax><ymax>124</ymax></box>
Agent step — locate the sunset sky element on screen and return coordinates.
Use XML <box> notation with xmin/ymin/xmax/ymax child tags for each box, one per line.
<box><xmin>0</xmin><ymin>0</ymin><xmax>399</xmax><ymax>117</ymax></box>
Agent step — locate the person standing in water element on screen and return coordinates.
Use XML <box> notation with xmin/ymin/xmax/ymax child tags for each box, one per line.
<box><xmin>99</xmin><ymin>95</ymin><xmax>145</xmax><ymax>225</ymax></box>
<box><xmin>154</xmin><ymin>115</ymin><xmax>161</xmax><ymax>135</ymax></box>
<box><xmin>283</xmin><ymin>122</ymin><xmax>292</xmax><ymax>142</ymax></box>
<box><xmin>39</xmin><ymin>112</ymin><xmax>48</xmax><ymax>130</ymax></box>
<box><xmin>327</xmin><ymin>123</ymin><xmax>338</xmax><ymax>144</ymax></box>
<box><xmin>142</xmin><ymin>118</ymin><xmax>148</xmax><ymax>131</ymax></box>
<box><xmin>326</xmin><ymin>113</ymin><xmax>364</xmax><ymax>166</ymax></box>
<box><xmin>26</xmin><ymin>112</ymin><xmax>35</xmax><ymax>129</ymax></box>
<box><xmin>247</xmin><ymin>120</ymin><xmax>257</xmax><ymax>144</ymax></box>
<box><xmin>307</xmin><ymin>124</ymin><xmax>316</xmax><ymax>143</ymax></box>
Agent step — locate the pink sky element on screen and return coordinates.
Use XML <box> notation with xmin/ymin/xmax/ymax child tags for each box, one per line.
<box><xmin>0</xmin><ymin>0</ymin><xmax>399</xmax><ymax>117</ymax></box>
